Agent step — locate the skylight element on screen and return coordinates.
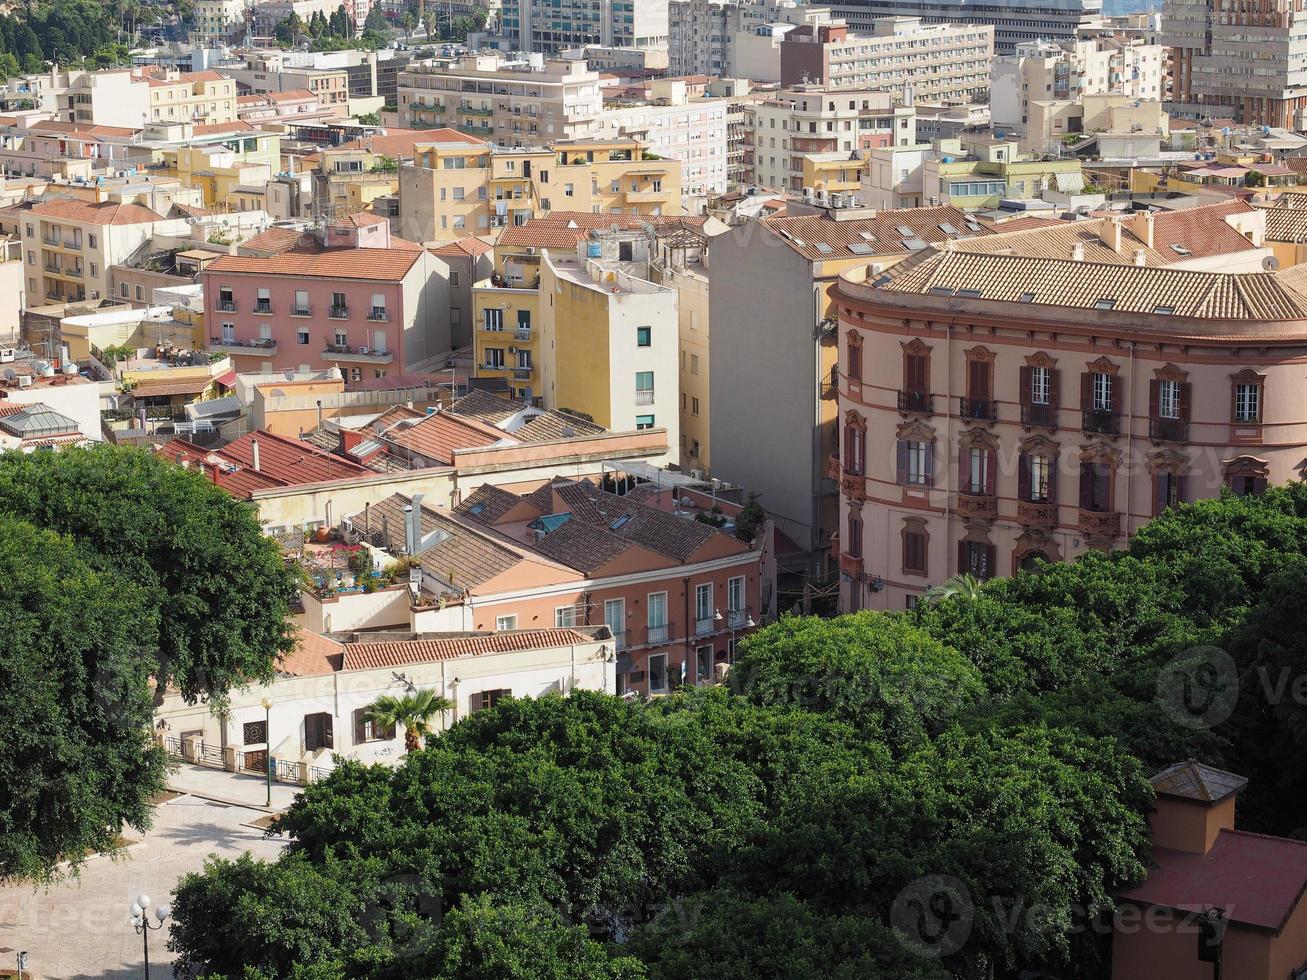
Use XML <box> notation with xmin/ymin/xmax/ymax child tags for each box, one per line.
<box><xmin>1094</xmin><ymin>298</ymin><xmax>1117</xmax><ymax>310</ymax></box>
<box><xmin>814</xmin><ymin>243</ymin><xmax>834</xmax><ymax>254</ymax></box>
<box><xmin>895</xmin><ymin>225</ymin><xmax>914</xmax><ymax>237</ymax></box>
<box><xmin>848</xmin><ymin>243</ymin><xmax>874</xmax><ymax>255</ymax></box>
<box><xmin>1018</xmin><ymin>292</ymin><xmax>1036</xmax><ymax>303</ymax></box>
<box><xmin>609</xmin><ymin>514</ymin><xmax>632</xmax><ymax>530</ymax></box>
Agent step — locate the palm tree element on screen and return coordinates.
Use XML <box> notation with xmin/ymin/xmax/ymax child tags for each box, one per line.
<box><xmin>923</xmin><ymin>573</ymin><xmax>985</xmax><ymax>606</ymax></box>
<box><xmin>363</xmin><ymin>687</ymin><xmax>452</xmax><ymax>752</ymax></box>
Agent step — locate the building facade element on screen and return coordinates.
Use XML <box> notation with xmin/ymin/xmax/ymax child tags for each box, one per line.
<box><xmin>827</xmin><ymin>0</ymin><xmax>1102</xmax><ymax>54</ymax></box>
<box><xmin>831</xmin><ymin>243</ymin><xmax>1307</xmax><ymax>611</ymax></box>
<box><xmin>500</xmin><ymin>0</ymin><xmax>670</xmax><ymax>53</ymax></box>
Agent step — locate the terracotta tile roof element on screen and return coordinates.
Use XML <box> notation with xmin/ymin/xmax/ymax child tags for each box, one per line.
<box><xmin>129</xmin><ymin>378</ymin><xmax>215</xmax><ymax>397</ymax></box>
<box><xmin>239</xmin><ymin>226</ymin><xmax>311</xmax><ymax>255</ymax></box>
<box><xmin>206</xmin><ymin>247</ymin><xmax>422</xmax><ymax>282</ymax></box>
<box><xmin>430</xmin><ymin>236</ymin><xmax>494</xmax><ymax>258</ymax></box>
<box><xmin>448</xmin><ymin>388</ymin><xmax>520</xmax><ymax>424</ymax></box>
<box><xmin>1262</xmin><ymin>207</ymin><xmax>1307</xmax><ymax>243</ymax></box>
<box><xmin>220</xmin><ymin>430</ymin><xmax>371</xmax><ymax>484</ymax></box>
<box><xmin>28</xmin><ymin>120</ymin><xmax>140</xmax><ymax>137</ymax></box>
<box><xmin>872</xmin><ymin>246</ymin><xmax>1307</xmax><ymax>322</ymax></box>
<box><xmin>1151</xmin><ymin>760</ymin><xmax>1248</xmax><ymax>803</ymax></box>
<box><xmin>342</xmin><ymin>628</ymin><xmax>596</xmax><ymax>670</ymax></box>
<box><xmin>338</xmin><ymin>211</ymin><xmax>387</xmax><ymax>227</ymax></box>
<box><xmin>1120</xmin><ymin>829</ymin><xmax>1307</xmax><ymax>931</ymax></box>
<box><xmin>761</xmin><ymin>205</ymin><xmax>993</xmax><ymax>261</ymax></box>
<box><xmin>334</xmin><ymin>127</ymin><xmax>484</xmax><ymax>156</ymax></box>
<box><xmin>496</xmin><ymin>211</ymin><xmax>653</xmax><ymax>248</ymax></box>
<box><xmin>530</xmin><ymin>517</ymin><xmax>631</xmax><ymax>572</ymax></box>
<box><xmin>456</xmin><ymin>483</ymin><xmax>531</xmax><ymax>525</ymax></box>
<box><xmin>278</xmin><ymin>627</ymin><xmax>344</xmax><ymax>676</ymax></box>
<box><xmin>23</xmin><ymin>198</ymin><xmax>162</xmax><ymax>225</ymax></box>
<box><xmin>975</xmin><ymin>216</ymin><xmax>1063</xmax><ymax>233</ymax></box>
<box><xmin>513</xmin><ymin>410</ymin><xmax>605</xmax><ymax>442</ymax></box>
<box><xmin>381</xmin><ymin>411</ymin><xmax>504</xmax><ymax>464</ymax></box>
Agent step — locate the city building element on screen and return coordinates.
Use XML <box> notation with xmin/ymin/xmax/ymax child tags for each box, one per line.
<box><xmin>910</xmin><ymin>133</ymin><xmax>1086</xmax><ymax>209</ymax></box>
<box><xmin>223</xmin><ymin>52</ymin><xmax>352</xmax><ymax>108</ymax></box>
<box><xmin>1162</xmin><ymin>0</ymin><xmax>1307</xmax><ymax>127</ymax></box>
<box><xmin>201</xmin><ymin>215</ymin><xmax>452</xmax><ymax>379</ymax></box>
<box><xmin>154</xmin><ymin>626</ymin><xmax>620</xmax><ymax>781</ymax></box>
<box><xmin>828</xmin><ymin>203</ymin><xmax>1297</xmax><ymax>611</ymax></box>
<box><xmin>499</xmin><ymin>0</ymin><xmax>670</xmax><ymax>53</ymax></box>
<box><xmin>0</xmin><ymin>346</ymin><xmax>101</xmax><ymax>445</ymax></box>
<box><xmin>780</xmin><ymin>19</ymin><xmax>993</xmax><ymax>106</ymax></box>
<box><xmin>743</xmin><ymin>86</ymin><xmax>914</xmax><ymax>194</ymax></box>
<box><xmin>397</xmin><ymin>55</ymin><xmax>603</xmax><ymax>143</ymax></box>
<box><xmin>826</xmin><ymin>0</ymin><xmax>1103</xmax><ymax>54</ymax></box>
<box><xmin>194</xmin><ymin>0</ymin><xmax>252</xmax><ymax>46</ymax></box>
<box><xmin>991</xmin><ymin>35</ymin><xmax>1164</xmax><ymax>132</ymax></box>
<box><xmin>430</xmin><ymin>236</ymin><xmax>495</xmax><ymax>349</ymax></box>
<box><xmin>1112</xmin><ymin>761</ymin><xmax>1307</xmax><ymax>980</ymax></box>
<box><xmin>170</xmin><ymin>129</ymin><xmax>283</xmax><ymax>210</ymax></box>
<box><xmin>667</xmin><ymin>0</ymin><xmax>831</xmax><ymax>78</ymax></box>
<box><xmin>133</xmin><ymin>68</ymin><xmax>241</xmax><ymax>127</ymax></box>
<box><xmin>595</xmin><ymin>78</ymin><xmax>730</xmax><ymax>202</ymax></box>
<box><xmin>561</xmin><ymin>44</ymin><xmax>671</xmax><ymax>73</ymax></box>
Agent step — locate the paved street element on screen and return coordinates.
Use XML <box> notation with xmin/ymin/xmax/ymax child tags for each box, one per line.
<box><xmin>165</xmin><ymin>761</ymin><xmax>303</xmax><ymax>811</ymax></box>
<box><xmin>0</xmin><ymin>794</ymin><xmax>285</xmax><ymax>979</ymax></box>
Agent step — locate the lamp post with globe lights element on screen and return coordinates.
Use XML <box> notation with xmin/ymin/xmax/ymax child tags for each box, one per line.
<box><xmin>129</xmin><ymin>895</ymin><xmax>170</xmax><ymax>979</ymax></box>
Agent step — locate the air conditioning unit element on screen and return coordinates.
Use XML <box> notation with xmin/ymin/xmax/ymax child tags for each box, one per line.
<box><xmin>0</xmin><ymin>348</ymin><xmax>14</xmax><ymax>363</ymax></box>
<box><xmin>525</xmin><ymin>246</ymin><xmax>537</xmax><ymax>255</ymax></box>
<box><xmin>17</xmin><ymin>375</ymin><xmax>32</xmax><ymax>387</ymax></box>
<box><xmin>815</xmin><ymin>189</ymin><xmax>828</xmax><ymax>205</ymax></box>
<box><xmin>802</xmin><ymin>187</ymin><xmax>814</xmax><ymax>202</ymax></box>
<box><xmin>690</xmin><ymin>468</ymin><xmax>704</xmax><ymax>480</ymax></box>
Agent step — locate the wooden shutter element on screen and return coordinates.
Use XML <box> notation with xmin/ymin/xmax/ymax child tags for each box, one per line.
<box><xmin>353</xmin><ymin>708</ymin><xmax>367</xmax><ymax>745</ymax></box>
<box><xmin>1176</xmin><ymin>475</ymin><xmax>1187</xmax><ymax>507</ymax></box>
<box><xmin>958</xmin><ymin>445</ymin><xmax>969</xmax><ymax>490</ymax></box>
<box><xmin>1229</xmin><ymin>380</ymin><xmax>1238</xmax><ymax>422</ymax></box>
<box><xmin>968</xmin><ymin>359</ymin><xmax>990</xmax><ymax>401</ymax></box>
<box><xmin>1079</xmin><ymin>462</ymin><xmax>1093</xmax><ymax>510</ymax></box>
<box><xmin>923</xmin><ymin>444</ymin><xmax>934</xmax><ymax>487</ymax></box>
<box><xmin>1048</xmin><ymin>369</ymin><xmax>1060</xmax><ymax>408</ymax></box>
<box><xmin>957</xmin><ymin>540</ymin><xmax>968</xmax><ymax>576</ymax></box>
<box><xmin>896</xmin><ymin>439</ymin><xmax>907</xmax><ymax>484</ymax></box>
<box><xmin>1107</xmin><ymin>373</ymin><xmax>1118</xmax><ymax>413</ymax></box>
<box><xmin>1153</xmin><ymin>474</ymin><xmax>1167</xmax><ymax>516</ymax></box>
<box><xmin>1148</xmin><ymin>379</ymin><xmax>1160</xmax><ymax>419</ymax></box>
<box><xmin>1017</xmin><ymin>453</ymin><xmax>1031</xmax><ymax>501</ymax></box>
<box><xmin>1080</xmin><ymin>372</ymin><xmax>1092</xmax><ymax>412</ymax></box>
<box><xmin>1179</xmin><ymin>382</ymin><xmax>1192</xmax><ymax>421</ymax></box>
<box><xmin>323</xmin><ymin>713</ymin><xmax>333</xmax><ymax>749</ymax></box>
<box><xmin>906</xmin><ymin>352</ymin><xmax>928</xmax><ymax>393</ymax></box>
<box><xmin>985</xmin><ymin>449</ymin><xmax>996</xmax><ymax>495</ymax></box>
<box><xmin>1019</xmin><ymin>366</ymin><xmax>1032</xmax><ymax>407</ymax></box>
<box><xmin>305</xmin><ymin>713</ymin><xmax>320</xmax><ymax>751</ymax></box>
<box><xmin>1047</xmin><ymin>459</ymin><xmax>1057</xmax><ymax>504</ymax></box>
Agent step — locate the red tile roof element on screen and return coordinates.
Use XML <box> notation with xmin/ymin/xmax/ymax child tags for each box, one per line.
<box><xmin>22</xmin><ymin>199</ymin><xmax>162</xmax><ymax>225</ymax></box>
<box><xmin>762</xmin><ymin>205</ymin><xmax>992</xmax><ymax>260</ymax></box>
<box><xmin>278</xmin><ymin>627</ymin><xmax>344</xmax><ymax>676</ymax></box>
<box><xmin>381</xmin><ymin>410</ymin><xmax>503</xmax><ymax>464</ymax></box>
<box><xmin>430</xmin><ymin>236</ymin><xmax>494</xmax><ymax>258</ymax></box>
<box><xmin>334</xmin><ymin>127</ymin><xmax>484</xmax><ymax>157</ymax></box>
<box><xmin>1121</xmin><ymin>830</ymin><xmax>1307</xmax><ymax>931</ymax></box>
<box><xmin>206</xmin><ymin>247</ymin><xmax>422</xmax><ymax>281</ymax></box>
<box><xmin>156</xmin><ymin>430</ymin><xmax>370</xmax><ymax>497</ymax></box>
<box><xmin>342</xmin><ymin>628</ymin><xmax>597</xmax><ymax>670</ymax></box>
<box><xmin>239</xmin><ymin>226</ymin><xmax>311</xmax><ymax>255</ymax></box>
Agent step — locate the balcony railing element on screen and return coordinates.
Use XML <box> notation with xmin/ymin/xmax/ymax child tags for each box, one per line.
<box><xmin>956</xmin><ymin>490</ymin><xmax>997</xmax><ymax>520</ymax></box>
<box><xmin>727</xmin><ymin>608</ymin><xmax>749</xmax><ymax>629</ymax></box>
<box><xmin>211</xmin><ymin>336</ymin><xmax>277</xmax><ymax>354</ymax></box>
<box><xmin>1017</xmin><ymin>499</ymin><xmax>1057</xmax><ymax>528</ymax></box>
<box><xmin>1150</xmin><ymin>417</ymin><xmax>1188</xmax><ymax>442</ymax></box>
<box><xmin>1078</xmin><ymin>508</ymin><xmax>1121</xmax><ymax>539</ymax></box>
<box><xmin>635</xmin><ymin>389</ymin><xmax>655</xmax><ymax>405</ymax></box>
<box><xmin>1082</xmin><ymin>408</ymin><xmax>1119</xmax><ymax>436</ymax></box>
<box><xmin>329</xmin><ymin>305</ymin><xmax>349</xmax><ymax>319</ymax></box>
<box><xmin>513</xmin><ymin>367</ymin><xmax>532</xmax><ymax>380</ymax></box>
<box><xmin>291</xmin><ymin>306</ymin><xmax>311</xmax><ymax>317</ymax></box>
<box><xmin>253</xmin><ymin>301</ymin><xmax>273</xmax><ymax>314</ymax></box>
<box><xmin>960</xmin><ymin>397</ymin><xmax>996</xmax><ymax>421</ymax></box>
<box><xmin>479</xmin><ymin>361</ymin><xmax>507</xmax><ymax>372</ymax></box>
<box><xmin>647</xmin><ymin>624</ymin><xmax>669</xmax><ymax>645</ymax></box>
<box><xmin>216</xmin><ymin>299</ymin><xmax>236</xmax><ymax>312</ymax></box>
<box><xmin>897</xmin><ymin>389</ymin><xmax>933</xmax><ymax>415</ymax></box>
<box><xmin>323</xmin><ymin>344</ymin><xmax>393</xmax><ymax>363</ymax></box>
<box><xmin>367</xmin><ymin>308</ymin><xmax>389</xmax><ymax>322</ymax></box>
<box><xmin>695</xmin><ymin>616</ymin><xmax>714</xmax><ymax>637</ymax></box>
<box><xmin>514</xmin><ymin>328</ymin><xmax>532</xmax><ymax>341</ymax></box>
<box><xmin>1021</xmin><ymin>402</ymin><xmax>1057</xmax><ymax>428</ymax></box>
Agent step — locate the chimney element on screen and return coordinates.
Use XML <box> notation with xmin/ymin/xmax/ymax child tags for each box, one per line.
<box><xmin>1130</xmin><ymin>209</ymin><xmax>1156</xmax><ymax>249</ymax></box>
<box><xmin>1098</xmin><ymin>216</ymin><xmax>1123</xmax><ymax>253</ymax></box>
<box><xmin>1134</xmin><ymin>248</ymin><xmax>1147</xmax><ymax>266</ymax></box>
<box><xmin>1071</xmin><ymin>242</ymin><xmax>1085</xmax><ymax>262</ymax></box>
<box><xmin>250</xmin><ymin>437</ymin><xmax>261</xmax><ymax>472</ymax></box>
<box><xmin>1147</xmin><ymin>761</ymin><xmax>1245</xmax><ymax>856</ymax></box>
<box><xmin>405</xmin><ymin>492</ymin><xmax>425</xmax><ymax>554</ymax></box>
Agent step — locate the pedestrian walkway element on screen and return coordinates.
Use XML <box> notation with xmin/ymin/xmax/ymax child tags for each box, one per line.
<box><xmin>166</xmin><ymin>761</ymin><xmax>302</xmax><ymax>811</ymax></box>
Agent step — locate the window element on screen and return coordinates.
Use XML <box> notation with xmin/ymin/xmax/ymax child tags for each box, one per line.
<box><xmin>902</xmin><ymin>523</ymin><xmax>927</xmax><ymax>575</ymax></box>
<box><xmin>297</xmin><ymin>328</ymin><xmax>309</xmax><ymax>345</ymax></box>
<box><xmin>517</xmin><ymin>309</ymin><xmax>531</xmax><ymax>331</ymax></box>
<box><xmin>847</xmin><ymin>333</ymin><xmax>862</xmax><ymax>381</ymax></box>
<box><xmin>554</xmin><ymin>605</ymin><xmax>578</xmax><ymax>627</ymax></box>
<box><xmin>1153</xmin><ymin>472</ymin><xmax>1184</xmax><ymax>515</ymax></box>
<box><xmin>304</xmin><ymin>712</ymin><xmax>333</xmax><ymax>751</ymax></box>
<box><xmin>1233</xmin><ymin>380</ymin><xmax>1262</xmax><ymax>423</ymax></box>
<box><xmin>484</xmin><ymin>308</ymin><xmax>504</xmax><ymax>331</ymax></box>
<box><xmin>334</xmin><ymin>328</ymin><xmax>348</xmax><ymax>347</ymax></box>
<box><xmin>847</xmin><ymin>511</ymin><xmax>863</xmax><ymax>558</ymax></box>
<box><xmin>242</xmin><ymin>720</ymin><xmax>267</xmax><ymax>745</ymax></box>
<box><xmin>88</xmin><ymin>233</ymin><xmax>96</xmax><ymax>248</ymax></box>
<box><xmin>495</xmin><ymin>614</ymin><xmax>518</xmax><ymax>631</ymax></box>
<box><xmin>352</xmin><ymin>708</ymin><xmax>394</xmax><ymax>743</ymax></box>
<box><xmin>120</xmin><ymin>282</ymin><xmax>129</xmax><ymax>297</ymax></box>
<box><xmin>647</xmin><ymin>590</ymin><xmax>668</xmax><ymax>642</ymax></box>
<box><xmin>331</xmin><ymin>292</ymin><xmax>348</xmax><ymax>317</ymax></box>
<box><xmin>604</xmin><ymin>598</ymin><xmax>625</xmax><ymax>645</ymax></box>
<box><xmin>902</xmin><ymin>342</ymin><xmax>929</xmax><ymax>397</ymax></box>
<box><xmin>1091</xmin><ymin>372</ymin><xmax>1113</xmax><ymax>411</ymax></box>
<box><xmin>637</xmin><ymin>325</ymin><xmax>651</xmax><ymax>347</ymax></box>
<box><xmin>963</xmin><ymin>446</ymin><xmax>993</xmax><ymax>495</ymax></box>
<box><xmin>370</xmin><ymin>293</ymin><xmax>387</xmax><ymax>321</ymax></box>
<box><xmin>897</xmin><ymin>440</ymin><xmax>932</xmax><ymax>487</ymax></box>
<box><xmin>727</xmin><ymin>577</ymin><xmax>744</xmax><ymax>623</ymax></box>
<box><xmin>255</xmin><ymin>287</ymin><xmax>271</xmax><ymax>313</ymax></box>
<box><xmin>691</xmin><ymin>397</ymin><xmax>699</xmax><ymax>416</ymax></box>
<box><xmin>636</xmin><ymin>414</ymin><xmax>655</xmax><ymax>429</ymax></box>
<box><xmin>844</xmin><ymin>414</ymin><xmax>866</xmax><ymax>476</ymax></box>
<box><xmin>294</xmin><ymin>290</ymin><xmax>309</xmax><ymax>315</ymax></box>
<box><xmin>690</xmin><ymin>354</ymin><xmax>699</xmax><ymax>375</ymax></box>
<box><xmin>695</xmin><ymin>582</ymin><xmax>713</xmax><ymax>635</ymax></box>
<box><xmin>1030</xmin><ymin>366</ymin><xmax>1051</xmax><ymax>404</ymax></box>
<box><xmin>1079</xmin><ymin>461</ymin><xmax>1113</xmax><ymax>512</ymax></box>
<box><xmin>958</xmin><ymin>540</ymin><xmax>994</xmax><ymax>580</ymax></box>
<box><xmin>1158</xmin><ymin>379</ymin><xmax>1180</xmax><ymax>418</ymax></box>
<box><xmin>648</xmin><ymin>652</ymin><xmax>668</xmax><ymax>692</ymax></box>
<box><xmin>473</xmin><ymin>689</ymin><xmax>511</xmax><ymax>711</ymax></box>
<box><xmin>1021</xmin><ymin>360</ymin><xmax>1058</xmax><ymax>427</ymax></box>
<box><xmin>635</xmin><ymin>371</ymin><xmax>654</xmax><ymax>403</ymax></box>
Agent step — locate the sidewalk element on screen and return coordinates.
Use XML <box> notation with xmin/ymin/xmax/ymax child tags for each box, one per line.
<box><xmin>166</xmin><ymin>761</ymin><xmax>303</xmax><ymax>811</ymax></box>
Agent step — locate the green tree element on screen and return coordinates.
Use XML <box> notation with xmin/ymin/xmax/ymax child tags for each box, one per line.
<box><xmin>0</xmin><ymin>446</ymin><xmax>298</xmax><ymax>705</ymax></box>
<box><xmin>733</xmin><ymin>492</ymin><xmax>764</xmax><ymax>542</ymax></box>
<box><xmin>0</xmin><ymin>516</ymin><xmax>164</xmax><ymax>883</ymax></box>
<box><xmin>364</xmin><ymin>687</ymin><xmax>452</xmax><ymax>751</ymax></box>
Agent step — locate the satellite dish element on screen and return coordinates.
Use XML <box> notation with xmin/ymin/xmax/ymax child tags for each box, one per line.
<box><xmin>2</xmin><ymin>369</ymin><xmax>14</xmax><ymax>383</ymax></box>
<box><xmin>1263</xmin><ymin>255</ymin><xmax>1281</xmax><ymax>271</ymax></box>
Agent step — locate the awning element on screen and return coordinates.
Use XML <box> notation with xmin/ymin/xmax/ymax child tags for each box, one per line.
<box><xmin>215</xmin><ymin>369</ymin><xmax>238</xmax><ymax>388</ymax></box>
<box><xmin>1054</xmin><ymin>171</ymin><xmax>1085</xmax><ymax>193</ymax></box>
<box><xmin>129</xmin><ymin>378</ymin><xmax>213</xmax><ymax>398</ymax></box>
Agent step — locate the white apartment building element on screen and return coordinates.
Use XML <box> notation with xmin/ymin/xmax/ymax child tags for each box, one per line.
<box><xmin>194</xmin><ymin>0</ymin><xmax>252</xmax><ymax>46</ymax></box>
<box><xmin>596</xmin><ymin>79</ymin><xmax>729</xmax><ymax>201</ymax></box>
<box><xmin>827</xmin><ymin>0</ymin><xmax>1103</xmax><ymax>54</ymax></box>
<box><xmin>991</xmin><ymin>35</ymin><xmax>1164</xmax><ymax>130</ymax></box>
<box><xmin>397</xmin><ymin>55</ymin><xmax>602</xmax><ymax>144</ymax></box>
<box><xmin>779</xmin><ymin>18</ymin><xmax>993</xmax><ymax>106</ymax></box>
<box><xmin>667</xmin><ymin>0</ymin><xmax>830</xmax><ymax>77</ymax></box>
<box><xmin>744</xmin><ymin>86</ymin><xmax>915</xmax><ymax>192</ymax></box>
<box><xmin>500</xmin><ymin>0</ymin><xmax>670</xmax><ymax>54</ymax></box>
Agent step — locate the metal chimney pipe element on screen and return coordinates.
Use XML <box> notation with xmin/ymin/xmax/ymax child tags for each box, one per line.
<box><xmin>251</xmin><ymin>437</ymin><xmax>261</xmax><ymax>472</ymax></box>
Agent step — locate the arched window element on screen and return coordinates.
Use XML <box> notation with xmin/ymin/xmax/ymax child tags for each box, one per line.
<box><xmin>843</xmin><ymin>411</ymin><xmax>866</xmax><ymax>477</ymax></box>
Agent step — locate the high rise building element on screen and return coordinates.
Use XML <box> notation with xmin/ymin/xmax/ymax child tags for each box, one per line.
<box><xmin>825</xmin><ymin>0</ymin><xmax>1102</xmax><ymax>54</ymax></box>
<box><xmin>500</xmin><ymin>0</ymin><xmax>670</xmax><ymax>54</ymax></box>
<box><xmin>1162</xmin><ymin>0</ymin><xmax>1307</xmax><ymax>127</ymax></box>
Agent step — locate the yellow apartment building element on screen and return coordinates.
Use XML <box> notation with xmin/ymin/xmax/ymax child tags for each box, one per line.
<box><xmin>139</xmin><ymin>70</ymin><xmax>240</xmax><ymax>127</ymax></box>
<box><xmin>801</xmin><ymin>152</ymin><xmax>869</xmax><ymax>196</ymax></box>
<box><xmin>400</xmin><ymin>137</ymin><xmax>681</xmax><ymax>244</ymax></box>
<box><xmin>171</xmin><ymin>132</ymin><xmax>283</xmax><ymax>211</ymax></box>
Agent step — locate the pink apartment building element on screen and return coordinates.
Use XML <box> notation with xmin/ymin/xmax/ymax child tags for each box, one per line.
<box><xmin>202</xmin><ymin>215</ymin><xmax>451</xmax><ymax>381</ymax></box>
<box><xmin>343</xmin><ymin>479</ymin><xmax>771</xmax><ymax>696</ymax></box>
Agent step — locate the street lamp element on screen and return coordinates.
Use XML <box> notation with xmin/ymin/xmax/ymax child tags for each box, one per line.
<box><xmin>260</xmin><ymin>696</ymin><xmax>273</xmax><ymax>806</ymax></box>
<box><xmin>129</xmin><ymin>895</ymin><xmax>170</xmax><ymax>979</ymax></box>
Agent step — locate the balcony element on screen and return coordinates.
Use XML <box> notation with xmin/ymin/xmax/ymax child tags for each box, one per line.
<box><xmin>1078</xmin><ymin>508</ymin><xmax>1121</xmax><ymax>539</ymax></box>
<box><xmin>827</xmin><ymin>452</ymin><xmax>841</xmax><ymax>481</ymax></box>
<box><xmin>367</xmin><ymin>308</ymin><xmax>389</xmax><ymax>322</ymax></box>
<box><xmin>838</xmin><ymin>551</ymin><xmax>864</xmax><ymax>577</ymax></box>
<box><xmin>635</xmin><ymin>389</ymin><xmax>655</xmax><ymax>406</ymax></box>
<box><xmin>323</xmin><ymin>344</ymin><xmax>393</xmax><ymax>364</ymax></box>
<box><xmin>897</xmin><ymin>389</ymin><xmax>933</xmax><ymax>415</ymax></box>
<box><xmin>211</xmin><ymin>336</ymin><xmax>277</xmax><ymax>356</ymax></box>
<box><xmin>695</xmin><ymin>616</ymin><xmax>715</xmax><ymax>637</ymax></box>
<box><xmin>840</xmin><ymin>471</ymin><xmax>867</xmax><ymax>502</ymax></box>
<box><xmin>291</xmin><ymin>306</ymin><xmax>311</xmax><ymax>317</ymax></box>
<box><xmin>960</xmin><ymin>397</ymin><xmax>996</xmax><ymax>421</ymax></box>
<box><xmin>956</xmin><ymin>491</ymin><xmax>997</xmax><ymax>520</ymax></box>
<box><xmin>513</xmin><ymin>367</ymin><xmax>532</xmax><ymax>380</ymax></box>
<box><xmin>821</xmin><ymin>366</ymin><xmax>839</xmax><ymax>401</ymax></box>
<box><xmin>626</xmin><ymin>187</ymin><xmax>672</xmax><ymax>203</ymax></box>
<box><xmin>456</xmin><ymin>123</ymin><xmax>494</xmax><ymax>137</ymax></box>
<box><xmin>216</xmin><ymin>299</ymin><xmax>236</xmax><ymax>312</ymax></box>
<box><xmin>459</xmin><ymin>103</ymin><xmax>493</xmax><ymax>115</ymax></box>
<box><xmin>329</xmin><ymin>305</ymin><xmax>349</xmax><ymax>319</ymax></box>
<box><xmin>514</xmin><ymin>328</ymin><xmax>532</xmax><ymax>341</ymax></box>
<box><xmin>1016</xmin><ymin>499</ymin><xmax>1057</xmax><ymax>528</ymax></box>
<box><xmin>1082</xmin><ymin>408</ymin><xmax>1120</xmax><ymax>436</ymax></box>
<box><xmin>479</xmin><ymin>361</ymin><xmax>508</xmax><ymax>372</ymax></box>
<box><xmin>647</xmin><ymin>624</ymin><xmax>670</xmax><ymax>645</ymax></box>
<box><xmin>1021</xmin><ymin>402</ymin><xmax>1057</xmax><ymax>429</ymax></box>
<box><xmin>1149</xmin><ymin>417</ymin><xmax>1188</xmax><ymax>443</ymax></box>
<box><xmin>253</xmin><ymin>301</ymin><xmax>273</xmax><ymax>315</ymax></box>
